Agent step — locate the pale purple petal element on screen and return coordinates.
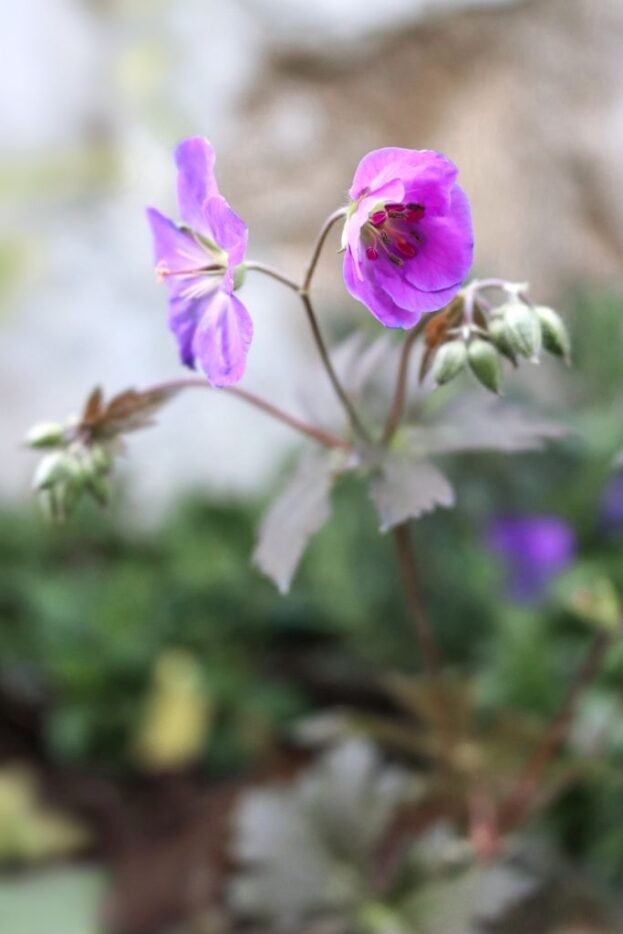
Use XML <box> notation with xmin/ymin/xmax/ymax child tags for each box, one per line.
<box><xmin>175</xmin><ymin>137</ymin><xmax>219</xmax><ymax>232</ymax></box>
<box><xmin>371</xmin><ymin>258</ymin><xmax>463</xmax><ymax>317</ymax></box>
<box><xmin>343</xmin><ymin>147</ymin><xmax>472</xmax><ymax>327</ymax></box>
<box><xmin>403</xmin><ymin>186</ymin><xmax>473</xmax><ymax>292</ymax></box>
<box><xmin>349</xmin><ymin>148</ymin><xmax>457</xmax><ymax>205</ymax></box>
<box><xmin>204</xmin><ymin>195</ymin><xmax>248</xmax><ymax>268</ymax></box>
<box><xmin>146</xmin><ymin>207</ymin><xmax>207</xmax><ymax>299</ymax></box>
<box><xmin>192</xmin><ymin>291</ymin><xmax>253</xmax><ymax>387</ymax></box>
<box><xmin>168</xmin><ymin>296</ymin><xmax>206</xmax><ymax>368</ymax></box>
<box><xmin>343</xmin><ymin>251</ymin><xmax>420</xmax><ymax>328</ymax></box>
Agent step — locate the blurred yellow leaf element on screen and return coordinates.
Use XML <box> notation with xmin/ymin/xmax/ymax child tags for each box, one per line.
<box><xmin>132</xmin><ymin>649</ymin><xmax>213</xmax><ymax>771</ymax></box>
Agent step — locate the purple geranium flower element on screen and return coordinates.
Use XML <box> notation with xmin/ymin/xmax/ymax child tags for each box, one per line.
<box><xmin>486</xmin><ymin>514</ymin><xmax>576</xmax><ymax>604</ymax></box>
<box><xmin>147</xmin><ymin>137</ymin><xmax>252</xmax><ymax>387</ymax></box>
<box><xmin>341</xmin><ymin>147</ymin><xmax>473</xmax><ymax>328</ymax></box>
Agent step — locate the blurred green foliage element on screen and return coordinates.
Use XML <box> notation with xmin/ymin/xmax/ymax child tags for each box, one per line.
<box><xmin>1</xmin><ymin>291</ymin><xmax>623</xmax><ymax>884</ymax></box>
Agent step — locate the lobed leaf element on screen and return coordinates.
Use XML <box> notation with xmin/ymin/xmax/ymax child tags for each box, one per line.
<box><xmin>253</xmin><ymin>454</ymin><xmax>336</xmax><ymax>593</ymax></box>
<box><xmin>370</xmin><ymin>454</ymin><xmax>454</xmax><ymax>533</ymax></box>
<box><xmin>404</xmin><ymin>396</ymin><xmax>566</xmax><ymax>457</ymax></box>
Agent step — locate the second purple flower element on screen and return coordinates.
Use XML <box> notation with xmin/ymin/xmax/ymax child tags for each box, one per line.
<box><xmin>147</xmin><ymin>137</ymin><xmax>252</xmax><ymax>387</ymax></box>
<box><xmin>342</xmin><ymin>147</ymin><xmax>474</xmax><ymax>329</ymax></box>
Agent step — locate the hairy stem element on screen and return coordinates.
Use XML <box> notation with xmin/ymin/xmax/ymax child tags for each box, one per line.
<box><xmin>244</xmin><ymin>208</ymin><xmax>368</xmax><ymax>443</ymax></box>
<box><xmin>302</xmin><ymin>207</ymin><xmax>348</xmax><ymax>293</ymax></box>
<box><xmin>243</xmin><ymin>261</ymin><xmax>300</xmax><ymax>294</ymax></box>
<box><xmin>382</xmin><ymin>321</ymin><xmax>426</xmax><ymax>445</ymax></box>
<box><xmin>156</xmin><ymin>377</ymin><xmax>351</xmax><ymax>450</ymax></box>
<box><xmin>498</xmin><ymin>631</ymin><xmax>611</xmax><ymax>835</ymax></box>
<box><xmin>300</xmin><ymin>293</ymin><xmax>371</xmax><ymax>443</ymax></box>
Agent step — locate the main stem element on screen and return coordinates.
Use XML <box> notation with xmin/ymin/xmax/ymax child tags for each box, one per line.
<box><xmin>393</xmin><ymin>523</ymin><xmax>444</xmax><ymax>683</ymax></box>
<box><xmin>498</xmin><ymin>631</ymin><xmax>611</xmax><ymax>835</ymax></box>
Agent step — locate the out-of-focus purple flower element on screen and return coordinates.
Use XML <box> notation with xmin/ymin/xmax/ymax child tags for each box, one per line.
<box><xmin>599</xmin><ymin>471</ymin><xmax>623</xmax><ymax>534</ymax></box>
<box><xmin>147</xmin><ymin>137</ymin><xmax>252</xmax><ymax>387</ymax></box>
<box><xmin>486</xmin><ymin>515</ymin><xmax>576</xmax><ymax>603</ymax></box>
<box><xmin>341</xmin><ymin>148</ymin><xmax>473</xmax><ymax>329</ymax></box>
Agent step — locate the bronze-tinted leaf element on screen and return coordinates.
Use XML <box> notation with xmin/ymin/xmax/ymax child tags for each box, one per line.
<box><xmin>80</xmin><ymin>387</ymin><xmax>104</xmax><ymax>426</ymax></box>
<box><xmin>370</xmin><ymin>454</ymin><xmax>454</xmax><ymax>533</ymax></box>
<box><xmin>404</xmin><ymin>397</ymin><xmax>566</xmax><ymax>456</ymax></box>
<box><xmin>253</xmin><ymin>454</ymin><xmax>335</xmax><ymax>593</ymax></box>
<box><xmin>83</xmin><ymin>386</ymin><xmax>183</xmax><ymax>439</ymax></box>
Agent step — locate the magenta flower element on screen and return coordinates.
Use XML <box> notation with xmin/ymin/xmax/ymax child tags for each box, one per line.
<box><xmin>147</xmin><ymin>137</ymin><xmax>252</xmax><ymax>387</ymax></box>
<box><xmin>342</xmin><ymin>148</ymin><xmax>473</xmax><ymax>328</ymax></box>
<box><xmin>486</xmin><ymin>515</ymin><xmax>576</xmax><ymax>604</ymax></box>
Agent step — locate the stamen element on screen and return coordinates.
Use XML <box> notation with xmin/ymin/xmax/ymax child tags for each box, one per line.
<box><xmin>385</xmin><ymin>202</ymin><xmax>405</xmax><ymax>213</ymax></box>
<box><xmin>394</xmin><ymin>236</ymin><xmax>417</xmax><ymax>259</ymax></box>
<box><xmin>366</xmin><ymin>246</ymin><xmax>379</xmax><ymax>261</ymax></box>
<box><xmin>371</xmin><ymin>210</ymin><xmax>387</xmax><ymax>227</ymax></box>
<box><xmin>405</xmin><ymin>203</ymin><xmax>425</xmax><ymax>222</ymax></box>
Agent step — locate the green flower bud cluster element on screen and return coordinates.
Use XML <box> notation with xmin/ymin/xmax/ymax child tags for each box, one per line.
<box><xmin>431</xmin><ymin>334</ymin><xmax>503</xmax><ymax>395</ymax></box>
<box><xmin>431</xmin><ymin>297</ymin><xmax>570</xmax><ymax>396</ymax></box>
<box><xmin>26</xmin><ymin>422</ymin><xmax>114</xmax><ymax>521</ymax></box>
<box><xmin>489</xmin><ymin>302</ymin><xmax>570</xmax><ymax>365</ymax></box>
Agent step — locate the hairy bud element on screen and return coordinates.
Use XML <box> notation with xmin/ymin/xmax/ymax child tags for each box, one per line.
<box><xmin>501</xmin><ymin>302</ymin><xmax>542</xmax><ymax>361</ymax></box>
<box><xmin>534</xmin><ymin>305</ymin><xmax>570</xmax><ymax>363</ymax></box>
<box><xmin>432</xmin><ymin>339</ymin><xmax>467</xmax><ymax>386</ymax></box>
<box><xmin>25</xmin><ymin>422</ymin><xmax>66</xmax><ymax>449</ymax></box>
<box><xmin>468</xmin><ymin>339</ymin><xmax>502</xmax><ymax>394</ymax></box>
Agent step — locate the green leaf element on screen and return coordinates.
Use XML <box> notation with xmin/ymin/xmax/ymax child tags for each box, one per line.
<box><xmin>253</xmin><ymin>454</ymin><xmax>336</xmax><ymax>593</ymax></box>
<box><xmin>370</xmin><ymin>454</ymin><xmax>454</xmax><ymax>532</ymax></box>
<box><xmin>403</xmin><ymin>396</ymin><xmax>566</xmax><ymax>456</ymax></box>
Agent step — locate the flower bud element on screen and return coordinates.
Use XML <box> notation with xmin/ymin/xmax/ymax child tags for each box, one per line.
<box><xmin>487</xmin><ymin>317</ymin><xmax>517</xmax><ymax>364</ymax></box>
<box><xmin>32</xmin><ymin>451</ymin><xmax>81</xmax><ymax>491</ymax></box>
<box><xmin>468</xmin><ymin>339</ymin><xmax>502</xmax><ymax>394</ymax></box>
<box><xmin>501</xmin><ymin>302</ymin><xmax>542</xmax><ymax>361</ymax></box>
<box><xmin>431</xmin><ymin>339</ymin><xmax>467</xmax><ymax>386</ymax></box>
<box><xmin>88</xmin><ymin>444</ymin><xmax>114</xmax><ymax>476</ymax></box>
<box><xmin>87</xmin><ymin>473</ymin><xmax>111</xmax><ymax>506</ymax></box>
<box><xmin>534</xmin><ymin>305</ymin><xmax>570</xmax><ymax>363</ymax></box>
<box><xmin>25</xmin><ymin>422</ymin><xmax>65</xmax><ymax>449</ymax></box>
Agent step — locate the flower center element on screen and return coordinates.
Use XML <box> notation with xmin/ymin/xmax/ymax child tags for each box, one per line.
<box><xmin>361</xmin><ymin>202</ymin><xmax>426</xmax><ymax>266</ymax></box>
<box><xmin>156</xmin><ymin>229</ymin><xmax>228</xmax><ymax>301</ymax></box>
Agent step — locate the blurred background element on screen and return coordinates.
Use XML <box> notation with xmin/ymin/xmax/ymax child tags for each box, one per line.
<box><xmin>2</xmin><ymin>0</ymin><xmax>623</xmax><ymax>931</ymax></box>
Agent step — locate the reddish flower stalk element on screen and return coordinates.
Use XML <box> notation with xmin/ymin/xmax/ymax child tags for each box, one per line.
<box><xmin>155</xmin><ymin>377</ymin><xmax>351</xmax><ymax>451</ymax></box>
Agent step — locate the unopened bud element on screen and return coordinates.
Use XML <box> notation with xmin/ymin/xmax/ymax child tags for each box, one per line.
<box><xmin>87</xmin><ymin>473</ymin><xmax>111</xmax><ymax>506</ymax></box>
<box><xmin>534</xmin><ymin>305</ymin><xmax>570</xmax><ymax>363</ymax></box>
<box><xmin>468</xmin><ymin>339</ymin><xmax>502</xmax><ymax>394</ymax></box>
<box><xmin>487</xmin><ymin>317</ymin><xmax>517</xmax><ymax>364</ymax></box>
<box><xmin>89</xmin><ymin>444</ymin><xmax>114</xmax><ymax>476</ymax></box>
<box><xmin>25</xmin><ymin>422</ymin><xmax>65</xmax><ymax>449</ymax></box>
<box><xmin>432</xmin><ymin>339</ymin><xmax>467</xmax><ymax>386</ymax></box>
<box><xmin>502</xmin><ymin>302</ymin><xmax>542</xmax><ymax>360</ymax></box>
<box><xmin>33</xmin><ymin>451</ymin><xmax>80</xmax><ymax>492</ymax></box>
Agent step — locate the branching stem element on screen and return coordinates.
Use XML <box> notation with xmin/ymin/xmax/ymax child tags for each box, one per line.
<box><xmin>156</xmin><ymin>377</ymin><xmax>351</xmax><ymax>451</ymax></box>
